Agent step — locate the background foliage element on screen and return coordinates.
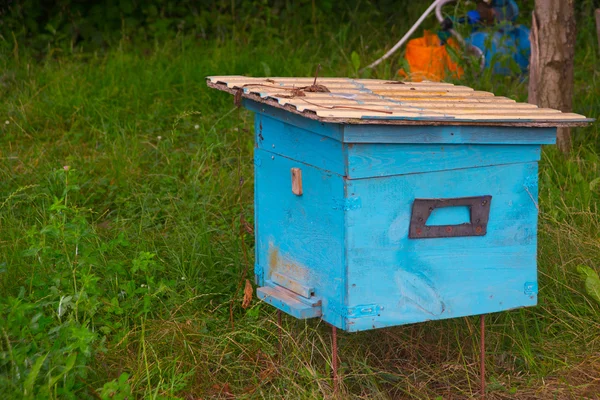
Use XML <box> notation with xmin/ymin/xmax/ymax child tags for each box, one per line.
<box><xmin>0</xmin><ymin>0</ymin><xmax>599</xmax><ymax>399</ymax></box>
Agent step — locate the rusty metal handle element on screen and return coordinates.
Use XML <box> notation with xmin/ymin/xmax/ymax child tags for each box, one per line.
<box><xmin>408</xmin><ymin>195</ymin><xmax>492</xmax><ymax>239</ymax></box>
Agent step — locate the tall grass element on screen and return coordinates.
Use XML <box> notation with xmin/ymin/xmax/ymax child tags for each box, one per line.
<box><xmin>0</xmin><ymin>1</ymin><xmax>599</xmax><ymax>398</ymax></box>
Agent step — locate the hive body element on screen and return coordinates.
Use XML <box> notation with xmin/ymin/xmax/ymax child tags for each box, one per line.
<box><xmin>206</xmin><ymin>76</ymin><xmax>589</xmax><ymax>333</ymax></box>
<box><xmin>250</xmin><ymin>100</ymin><xmax>554</xmax><ymax>332</ymax></box>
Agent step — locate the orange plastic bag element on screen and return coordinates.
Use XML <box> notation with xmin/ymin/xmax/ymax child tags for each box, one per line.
<box><xmin>398</xmin><ymin>30</ymin><xmax>463</xmax><ymax>82</ymax></box>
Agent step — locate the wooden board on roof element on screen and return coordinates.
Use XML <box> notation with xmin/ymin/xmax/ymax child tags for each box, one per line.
<box><xmin>207</xmin><ymin>76</ymin><xmax>593</xmax><ymax>127</ymax></box>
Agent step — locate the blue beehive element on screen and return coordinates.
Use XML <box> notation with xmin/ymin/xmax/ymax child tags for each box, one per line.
<box><xmin>208</xmin><ymin>76</ymin><xmax>590</xmax><ymax>332</ymax></box>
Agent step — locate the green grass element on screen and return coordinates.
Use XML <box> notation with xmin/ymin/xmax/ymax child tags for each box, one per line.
<box><xmin>1</xmin><ymin>2</ymin><xmax>600</xmax><ymax>399</ymax></box>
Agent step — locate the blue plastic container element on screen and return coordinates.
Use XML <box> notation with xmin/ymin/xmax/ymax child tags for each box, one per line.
<box><xmin>466</xmin><ymin>25</ymin><xmax>531</xmax><ymax>74</ymax></box>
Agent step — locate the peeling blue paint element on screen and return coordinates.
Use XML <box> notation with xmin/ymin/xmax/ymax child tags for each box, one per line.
<box><xmin>332</xmin><ymin>197</ymin><xmax>362</xmax><ymax>211</ymax></box>
<box><xmin>523</xmin><ymin>174</ymin><xmax>538</xmax><ymax>189</ymax></box>
<box><xmin>524</xmin><ymin>281</ymin><xmax>538</xmax><ymax>295</ymax></box>
<box><xmin>347</xmin><ymin>304</ymin><xmax>382</xmax><ymax>318</ymax></box>
<box><xmin>254</xmin><ymin>263</ymin><xmax>263</xmax><ymax>278</ymax></box>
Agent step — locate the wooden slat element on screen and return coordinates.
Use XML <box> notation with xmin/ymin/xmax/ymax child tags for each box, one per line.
<box><xmin>257</xmin><ymin>94</ymin><xmax>534</xmax><ymax>109</ymax></box>
<box><xmin>245</xmin><ymin>90</ymin><xmax>519</xmax><ymax>104</ymax></box>
<box><xmin>282</xmin><ymin>100</ymin><xmax>557</xmax><ymax>114</ymax></box>
<box><xmin>385</xmin><ymin>96</ymin><xmax>516</xmax><ymax>103</ymax></box>
<box><xmin>372</xmin><ymin>90</ymin><xmax>495</xmax><ymax>97</ymax></box>
<box><xmin>241</xmin><ymin>83</ymin><xmax>476</xmax><ymax>92</ymax></box>
<box><xmin>262</xmin><ymin>94</ymin><xmax>520</xmax><ymax>104</ymax></box>
<box><xmin>212</xmin><ymin>76</ymin><xmax>460</xmax><ymax>87</ymax></box>
<box><xmin>308</xmin><ymin>109</ymin><xmax>585</xmax><ymax>120</ymax></box>
<box><xmin>295</xmin><ymin>106</ymin><xmax>562</xmax><ymax>116</ymax></box>
<box><xmin>206</xmin><ymin>76</ymin><xmax>592</xmax><ymax>126</ymax></box>
<box><xmin>212</xmin><ymin>77</ymin><xmax>473</xmax><ymax>91</ymax></box>
<box><xmin>230</xmin><ymin>78</ymin><xmax>457</xmax><ymax>84</ymax></box>
<box><xmin>262</xmin><ymin>98</ymin><xmax>560</xmax><ymax>116</ymax></box>
<box><xmin>239</xmin><ymin>92</ymin><xmax>520</xmax><ymax>103</ymax></box>
<box><xmin>279</xmin><ymin>99</ymin><xmax>534</xmax><ymax>109</ymax></box>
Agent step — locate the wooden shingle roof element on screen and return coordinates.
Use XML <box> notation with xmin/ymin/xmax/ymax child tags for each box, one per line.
<box><xmin>207</xmin><ymin>76</ymin><xmax>592</xmax><ymax>127</ymax></box>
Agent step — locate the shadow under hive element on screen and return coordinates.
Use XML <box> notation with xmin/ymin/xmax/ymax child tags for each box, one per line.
<box><xmin>207</xmin><ymin>76</ymin><xmax>592</xmax><ymax>394</ymax></box>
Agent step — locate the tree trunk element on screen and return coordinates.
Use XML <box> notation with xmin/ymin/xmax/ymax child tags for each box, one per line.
<box><xmin>528</xmin><ymin>0</ymin><xmax>576</xmax><ymax>155</ymax></box>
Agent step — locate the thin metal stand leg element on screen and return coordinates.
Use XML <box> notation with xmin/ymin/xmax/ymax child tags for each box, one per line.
<box><xmin>332</xmin><ymin>325</ymin><xmax>339</xmax><ymax>394</ymax></box>
<box><xmin>480</xmin><ymin>314</ymin><xmax>486</xmax><ymax>399</ymax></box>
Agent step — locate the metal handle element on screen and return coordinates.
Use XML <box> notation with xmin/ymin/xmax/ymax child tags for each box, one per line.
<box><xmin>408</xmin><ymin>195</ymin><xmax>492</xmax><ymax>239</ymax></box>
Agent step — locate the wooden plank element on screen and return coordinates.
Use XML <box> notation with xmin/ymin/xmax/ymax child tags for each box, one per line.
<box><xmin>244</xmin><ymin>91</ymin><xmax>527</xmax><ymax>108</ymax></box>
<box><xmin>210</xmin><ymin>82</ymin><xmax>591</xmax><ymax>127</ymax></box>
<box><xmin>271</xmin><ymin>94</ymin><xmax>520</xmax><ymax>104</ymax></box>
<box><xmin>384</xmin><ymin>96</ymin><xmax>517</xmax><ymax>103</ymax></box>
<box><xmin>257</xmin><ymin>286</ymin><xmax>321</xmax><ymax>319</ymax></box>
<box><xmin>254</xmin><ymin>148</ymin><xmax>347</xmax><ymax>328</ymax></box>
<box><xmin>342</xmin><ymin>124</ymin><xmax>557</xmax><ymax>144</ymax></box>
<box><xmin>237</xmin><ymin>83</ymin><xmax>478</xmax><ymax>92</ymax></box>
<box><xmin>244</xmin><ymin>98</ymin><xmax>343</xmax><ymax>141</ymax></box>
<box><xmin>372</xmin><ymin>90</ymin><xmax>495</xmax><ymax>97</ymax></box>
<box><xmin>284</xmin><ymin>100</ymin><xmax>560</xmax><ymax>115</ymax></box>
<box><xmin>271</xmin><ymin>271</ymin><xmax>312</xmax><ymax>297</ymax></box>
<box><xmin>259</xmin><ymin>93</ymin><xmax>519</xmax><ymax>104</ymax></box>
<box><xmin>264</xmin><ymin>98</ymin><xmax>533</xmax><ymax>109</ymax></box>
<box><xmin>292</xmin><ymin>104</ymin><xmax>450</xmax><ymax>118</ymax></box>
<box><xmin>345</xmin><ymin>163</ymin><xmax>539</xmax><ymax>249</ymax></box>
<box><xmin>346</xmin><ymin>144</ymin><xmax>542</xmax><ymax>179</ymax></box>
<box><xmin>208</xmin><ymin>76</ymin><xmax>590</xmax><ymax>124</ymax></box>
<box><xmin>358</xmin><ymin>79</ymin><xmax>457</xmax><ymax>87</ymax></box>
<box><xmin>255</xmin><ymin>93</ymin><xmax>520</xmax><ymax>105</ymax></box>
<box><xmin>253</xmin><ymin>111</ymin><xmax>345</xmax><ymax>175</ymax></box>
<box><xmin>291</xmin><ymin>168</ymin><xmax>303</xmax><ymax>195</ymax></box>
<box><xmin>209</xmin><ymin>76</ymin><xmax>459</xmax><ymax>87</ymax></box>
<box><xmin>309</xmin><ymin>109</ymin><xmax>585</xmax><ymax>120</ymax></box>
<box><xmin>240</xmin><ymin>83</ymin><xmax>477</xmax><ymax>92</ymax></box>
<box><xmin>209</xmin><ymin>77</ymin><xmax>481</xmax><ymax>97</ymax></box>
<box><xmin>244</xmin><ymin>86</ymin><xmax>499</xmax><ymax>99</ymax></box>
<box><xmin>344</xmin><ymin>162</ymin><xmax>539</xmax><ymax>330</ymax></box>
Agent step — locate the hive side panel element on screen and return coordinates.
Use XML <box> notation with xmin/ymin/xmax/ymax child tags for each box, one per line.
<box><xmin>346</xmin><ymin>143</ymin><xmax>541</xmax><ymax>178</ymax></box>
<box><xmin>254</xmin><ymin>148</ymin><xmax>347</xmax><ymax>328</ymax></box>
<box><xmin>244</xmin><ymin>99</ymin><xmax>343</xmax><ymax>141</ymax></box>
<box><xmin>254</xmin><ymin>113</ymin><xmax>345</xmax><ymax>175</ymax></box>
<box><xmin>344</xmin><ymin>162</ymin><xmax>539</xmax><ymax>332</ymax></box>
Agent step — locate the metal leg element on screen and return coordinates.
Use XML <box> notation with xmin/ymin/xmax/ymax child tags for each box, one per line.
<box><xmin>480</xmin><ymin>314</ymin><xmax>486</xmax><ymax>399</ymax></box>
<box><xmin>332</xmin><ymin>325</ymin><xmax>339</xmax><ymax>394</ymax></box>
